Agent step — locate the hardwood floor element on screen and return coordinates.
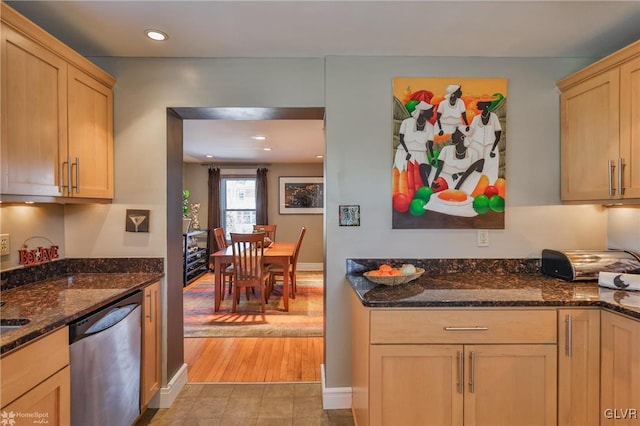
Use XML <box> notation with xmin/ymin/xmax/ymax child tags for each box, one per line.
<box><xmin>184</xmin><ymin>270</ymin><xmax>324</xmax><ymax>383</ymax></box>
<box><xmin>184</xmin><ymin>336</ymin><xmax>324</xmax><ymax>382</ymax></box>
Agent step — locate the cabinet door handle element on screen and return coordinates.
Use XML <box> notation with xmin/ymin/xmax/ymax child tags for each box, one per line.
<box><xmin>566</xmin><ymin>314</ymin><xmax>573</xmax><ymax>357</ymax></box>
<box><xmin>71</xmin><ymin>157</ymin><xmax>80</xmax><ymax>193</ymax></box>
<box><xmin>608</xmin><ymin>159</ymin><xmax>616</xmax><ymax>196</ymax></box>
<box><xmin>444</xmin><ymin>326</ymin><xmax>488</xmax><ymax>331</ymax></box>
<box><xmin>60</xmin><ymin>159</ymin><xmax>70</xmax><ymax>193</ymax></box>
<box><xmin>457</xmin><ymin>351</ymin><xmax>464</xmax><ymax>394</ymax></box>
<box><xmin>146</xmin><ymin>291</ymin><xmax>152</xmax><ymax>321</ymax></box>
<box><xmin>469</xmin><ymin>351</ymin><xmax>476</xmax><ymax>393</ymax></box>
<box><xmin>618</xmin><ymin>158</ymin><xmax>625</xmax><ymax>195</ymax></box>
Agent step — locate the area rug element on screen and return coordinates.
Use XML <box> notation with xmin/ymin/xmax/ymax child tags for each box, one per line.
<box><xmin>183</xmin><ymin>271</ymin><xmax>324</xmax><ymax>338</ymax></box>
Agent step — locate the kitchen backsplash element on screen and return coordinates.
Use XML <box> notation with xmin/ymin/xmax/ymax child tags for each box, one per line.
<box><xmin>607</xmin><ymin>207</ymin><xmax>640</xmax><ymax>253</ymax></box>
<box><xmin>0</xmin><ymin>257</ymin><xmax>164</xmax><ymax>290</ymax></box>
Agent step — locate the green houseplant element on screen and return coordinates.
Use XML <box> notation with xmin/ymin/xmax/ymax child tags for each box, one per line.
<box><xmin>182</xmin><ymin>189</ymin><xmax>191</xmax><ymax>217</ymax></box>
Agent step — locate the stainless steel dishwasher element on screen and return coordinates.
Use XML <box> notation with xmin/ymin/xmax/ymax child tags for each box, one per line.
<box><xmin>69</xmin><ymin>291</ymin><xmax>142</xmax><ymax>426</ymax></box>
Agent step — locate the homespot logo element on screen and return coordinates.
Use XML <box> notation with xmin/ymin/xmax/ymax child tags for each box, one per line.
<box><xmin>1</xmin><ymin>410</ymin><xmax>49</xmax><ymax>425</ymax></box>
<box><xmin>604</xmin><ymin>408</ymin><xmax>638</xmax><ymax>420</ymax></box>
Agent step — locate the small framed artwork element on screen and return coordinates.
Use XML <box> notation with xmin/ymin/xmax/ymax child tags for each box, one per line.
<box><xmin>279</xmin><ymin>176</ymin><xmax>324</xmax><ymax>214</ymax></box>
<box><xmin>126</xmin><ymin>209</ymin><xmax>150</xmax><ymax>232</ymax></box>
<box><xmin>339</xmin><ymin>205</ymin><xmax>360</xmax><ymax>226</ymax></box>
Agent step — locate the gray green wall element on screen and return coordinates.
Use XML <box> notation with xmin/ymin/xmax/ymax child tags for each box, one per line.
<box><xmin>6</xmin><ymin>54</ymin><xmax>638</xmax><ymax>391</ymax></box>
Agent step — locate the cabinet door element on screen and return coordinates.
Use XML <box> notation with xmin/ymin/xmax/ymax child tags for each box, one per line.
<box><xmin>601</xmin><ymin>311</ymin><xmax>640</xmax><ymax>426</ymax></box>
<box><xmin>619</xmin><ymin>55</ymin><xmax>640</xmax><ymax>199</ymax></box>
<box><xmin>560</xmin><ymin>69</ymin><xmax>620</xmax><ymax>201</ymax></box>
<box><xmin>67</xmin><ymin>65</ymin><xmax>113</xmax><ymax>198</ymax></box>
<box><xmin>464</xmin><ymin>344</ymin><xmax>557</xmax><ymax>426</ymax></box>
<box><xmin>142</xmin><ymin>281</ymin><xmax>161</xmax><ymax>407</ymax></box>
<box><xmin>558</xmin><ymin>309</ymin><xmax>600</xmax><ymax>426</ymax></box>
<box><xmin>2</xmin><ymin>366</ymin><xmax>70</xmax><ymax>426</ymax></box>
<box><xmin>1</xmin><ymin>24</ymin><xmax>67</xmax><ymax>196</ymax></box>
<box><xmin>370</xmin><ymin>344</ymin><xmax>464</xmax><ymax>426</ymax></box>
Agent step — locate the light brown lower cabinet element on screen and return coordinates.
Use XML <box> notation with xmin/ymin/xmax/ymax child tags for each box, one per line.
<box><xmin>601</xmin><ymin>310</ymin><xmax>640</xmax><ymax>426</ymax></box>
<box><xmin>0</xmin><ymin>327</ymin><xmax>70</xmax><ymax>426</ymax></box>
<box><xmin>142</xmin><ymin>281</ymin><xmax>162</xmax><ymax>407</ymax></box>
<box><xmin>351</xmin><ymin>293</ymin><xmax>558</xmax><ymax>426</ymax></box>
<box><xmin>557</xmin><ymin>309</ymin><xmax>600</xmax><ymax>426</ymax></box>
<box><xmin>369</xmin><ymin>343</ymin><xmax>556</xmax><ymax>426</ymax></box>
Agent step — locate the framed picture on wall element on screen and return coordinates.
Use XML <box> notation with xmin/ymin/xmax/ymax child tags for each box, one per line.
<box><xmin>126</xmin><ymin>209</ymin><xmax>150</xmax><ymax>232</ymax></box>
<box><xmin>279</xmin><ymin>177</ymin><xmax>324</xmax><ymax>214</ymax></box>
<box><xmin>392</xmin><ymin>77</ymin><xmax>507</xmax><ymax>229</ymax></box>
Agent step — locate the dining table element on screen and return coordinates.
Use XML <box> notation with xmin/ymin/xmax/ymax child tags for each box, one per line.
<box><xmin>210</xmin><ymin>241</ymin><xmax>296</xmax><ymax>312</ymax></box>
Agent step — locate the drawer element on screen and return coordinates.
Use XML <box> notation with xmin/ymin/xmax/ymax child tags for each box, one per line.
<box><xmin>370</xmin><ymin>309</ymin><xmax>557</xmax><ymax>344</ymax></box>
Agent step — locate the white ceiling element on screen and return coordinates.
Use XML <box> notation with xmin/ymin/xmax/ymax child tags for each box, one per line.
<box><xmin>183</xmin><ymin>119</ymin><xmax>326</xmax><ymax>164</ymax></box>
<box><xmin>7</xmin><ymin>0</ymin><xmax>640</xmax><ymax>164</ymax></box>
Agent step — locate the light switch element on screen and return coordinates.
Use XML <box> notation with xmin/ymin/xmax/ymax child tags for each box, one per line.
<box><xmin>477</xmin><ymin>230</ymin><xmax>489</xmax><ymax>247</ymax></box>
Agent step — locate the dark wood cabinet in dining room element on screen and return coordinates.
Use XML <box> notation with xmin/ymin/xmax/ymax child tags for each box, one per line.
<box><xmin>183</xmin><ymin>230</ymin><xmax>210</xmax><ymax>286</ymax></box>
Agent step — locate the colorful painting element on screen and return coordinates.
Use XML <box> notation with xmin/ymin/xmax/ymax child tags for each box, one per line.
<box><xmin>392</xmin><ymin>77</ymin><xmax>507</xmax><ymax>229</ymax></box>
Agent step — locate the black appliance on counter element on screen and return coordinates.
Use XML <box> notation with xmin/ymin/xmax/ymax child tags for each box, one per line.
<box><xmin>541</xmin><ymin>249</ymin><xmax>640</xmax><ymax>281</ymax></box>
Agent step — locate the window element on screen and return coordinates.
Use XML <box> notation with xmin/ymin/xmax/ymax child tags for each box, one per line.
<box><xmin>221</xmin><ymin>177</ymin><xmax>256</xmax><ymax>239</ymax></box>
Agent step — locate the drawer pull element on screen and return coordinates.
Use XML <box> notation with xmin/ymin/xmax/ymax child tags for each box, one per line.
<box><xmin>444</xmin><ymin>326</ymin><xmax>489</xmax><ymax>331</ymax></box>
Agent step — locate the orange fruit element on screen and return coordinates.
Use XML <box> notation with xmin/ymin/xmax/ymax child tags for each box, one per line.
<box><xmin>434</xmin><ymin>133</ymin><xmax>451</xmax><ymax>143</ymax></box>
<box><xmin>389</xmin><ymin>269</ymin><xmax>402</xmax><ymax>276</ymax></box>
<box><xmin>438</xmin><ymin>189</ymin><xmax>467</xmax><ymax>202</ymax></box>
<box><xmin>379</xmin><ymin>264</ymin><xmax>393</xmax><ymax>272</ymax></box>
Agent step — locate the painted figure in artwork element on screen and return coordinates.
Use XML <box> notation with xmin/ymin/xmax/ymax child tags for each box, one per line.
<box><xmin>468</xmin><ymin>99</ymin><xmax>503</xmax><ymax>185</ymax></box>
<box><xmin>430</xmin><ymin>126</ymin><xmax>484</xmax><ymax>193</ymax></box>
<box><xmin>393</xmin><ymin>101</ymin><xmax>436</xmax><ymax>188</ymax></box>
<box><xmin>436</xmin><ymin>84</ymin><xmax>469</xmax><ymax>136</ymax></box>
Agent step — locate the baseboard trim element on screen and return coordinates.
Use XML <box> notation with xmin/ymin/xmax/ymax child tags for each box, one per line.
<box><xmin>321</xmin><ymin>364</ymin><xmax>352</xmax><ymax>410</ymax></box>
<box><xmin>147</xmin><ymin>363</ymin><xmax>188</xmax><ymax>409</ymax></box>
<box><xmin>298</xmin><ymin>263</ymin><xmax>323</xmax><ymax>271</ymax></box>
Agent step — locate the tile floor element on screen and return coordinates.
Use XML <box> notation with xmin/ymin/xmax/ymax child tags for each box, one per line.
<box><xmin>136</xmin><ymin>382</ymin><xmax>355</xmax><ymax>426</ymax></box>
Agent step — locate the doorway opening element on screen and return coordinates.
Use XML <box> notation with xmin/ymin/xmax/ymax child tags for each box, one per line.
<box><xmin>167</xmin><ymin>106</ymin><xmax>326</xmax><ymax>383</ymax></box>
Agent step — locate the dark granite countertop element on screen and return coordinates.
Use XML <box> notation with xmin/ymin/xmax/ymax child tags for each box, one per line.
<box><xmin>346</xmin><ymin>259</ymin><xmax>640</xmax><ymax>320</ymax></box>
<box><xmin>0</xmin><ymin>258</ymin><xmax>164</xmax><ymax>355</ymax></box>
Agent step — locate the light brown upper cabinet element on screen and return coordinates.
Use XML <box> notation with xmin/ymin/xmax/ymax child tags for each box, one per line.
<box><xmin>1</xmin><ymin>3</ymin><xmax>115</xmax><ymax>200</ymax></box>
<box><xmin>558</xmin><ymin>40</ymin><xmax>640</xmax><ymax>202</ymax></box>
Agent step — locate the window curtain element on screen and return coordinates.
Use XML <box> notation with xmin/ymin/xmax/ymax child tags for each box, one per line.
<box><xmin>256</xmin><ymin>167</ymin><xmax>268</xmax><ymax>225</ymax></box>
<box><xmin>207</xmin><ymin>167</ymin><xmax>221</xmax><ymax>254</ymax></box>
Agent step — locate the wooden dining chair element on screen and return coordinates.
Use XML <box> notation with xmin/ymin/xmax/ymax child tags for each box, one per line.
<box><xmin>253</xmin><ymin>224</ymin><xmax>277</xmax><ymax>243</ymax></box>
<box><xmin>268</xmin><ymin>226</ymin><xmax>306</xmax><ymax>299</ymax></box>
<box><xmin>230</xmin><ymin>233</ymin><xmax>271</xmax><ymax>313</ymax></box>
<box><xmin>212</xmin><ymin>227</ymin><xmax>234</xmax><ymax>299</ymax></box>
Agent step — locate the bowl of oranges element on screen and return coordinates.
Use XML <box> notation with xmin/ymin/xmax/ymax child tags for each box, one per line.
<box><xmin>363</xmin><ymin>264</ymin><xmax>425</xmax><ymax>286</ymax></box>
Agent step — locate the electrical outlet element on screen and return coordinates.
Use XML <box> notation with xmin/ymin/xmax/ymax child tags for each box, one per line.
<box><xmin>0</xmin><ymin>234</ymin><xmax>9</xmax><ymax>256</ymax></box>
<box><xmin>477</xmin><ymin>230</ymin><xmax>489</xmax><ymax>247</ymax></box>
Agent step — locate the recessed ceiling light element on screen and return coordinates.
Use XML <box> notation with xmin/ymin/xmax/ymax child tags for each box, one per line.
<box><xmin>263</xmin><ymin>148</ymin><xmax>272</xmax><ymax>151</ymax></box>
<box><xmin>316</xmin><ymin>155</ymin><xmax>324</xmax><ymax>159</ymax></box>
<box><xmin>145</xmin><ymin>29</ymin><xmax>168</xmax><ymax>41</ymax></box>
<box><xmin>251</xmin><ymin>135</ymin><xmax>267</xmax><ymax>141</ymax></box>
<box><xmin>205</xmin><ymin>154</ymin><xmax>214</xmax><ymax>158</ymax></box>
